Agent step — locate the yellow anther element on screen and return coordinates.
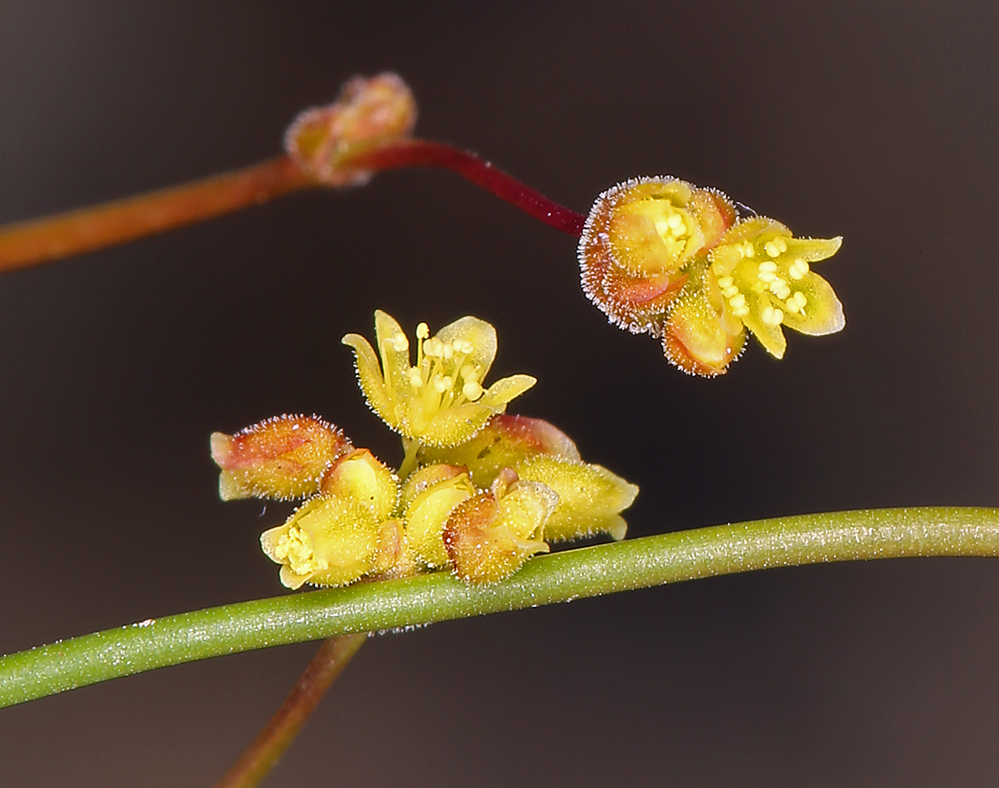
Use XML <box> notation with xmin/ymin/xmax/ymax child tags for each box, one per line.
<box><xmin>462</xmin><ymin>380</ymin><xmax>484</xmax><ymax>400</ymax></box>
<box><xmin>732</xmin><ymin>305</ymin><xmax>750</xmax><ymax>318</ymax></box>
<box><xmin>416</xmin><ymin>322</ymin><xmax>430</xmax><ymax>340</ymax></box>
<box><xmin>456</xmin><ymin>339</ymin><xmax>475</xmax><ymax>354</ymax></box>
<box><xmin>761</xmin><ymin>306</ymin><xmax>784</xmax><ymax>326</ymax></box>
<box><xmin>460</xmin><ymin>364</ymin><xmax>478</xmax><ymax>382</ymax></box>
<box><xmin>722</xmin><ymin>286</ymin><xmax>739</xmax><ymax>298</ymax></box>
<box><xmin>758</xmin><ymin>270</ymin><xmax>776</xmax><ymax>284</ymax></box>
<box><xmin>408</xmin><ymin>368</ymin><xmax>424</xmax><ymax>388</ymax></box>
<box><xmin>729</xmin><ymin>293</ymin><xmax>747</xmax><ymax>309</ymax></box>
<box><xmin>776</xmin><ymin>238</ymin><xmax>788</xmax><ymax>253</ymax></box>
<box><xmin>764</xmin><ymin>241</ymin><xmax>780</xmax><ymax>258</ymax></box>
<box><xmin>743</xmin><ymin>242</ymin><xmax>755</xmax><ymax>257</ymax></box>
<box><xmin>785</xmin><ymin>297</ymin><xmax>801</xmax><ymax>314</ymax></box>
<box><xmin>789</xmin><ymin>258</ymin><xmax>809</xmax><ymax>279</ymax></box>
<box><xmin>793</xmin><ymin>291</ymin><xmax>807</xmax><ymax>309</ymax></box>
<box><xmin>717</xmin><ymin>275</ymin><xmax>734</xmax><ymax>288</ymax></box>
<box><xmin>425</xmin><ymin>338</ymin><xmax>443</xmax><ymax>357</ymax></box>
<box><xmin>758</xmin><ymin>261</ymin><xmax>777</xmax><ymax>273</ymax></box>
<box><xmin>442</xmin><ymin>342</ymin><xmax>454</xmax><ymax>360</ymax></box>
<box><xmin>432</xmin><ymin>375</ymin><xmax>447</xmax><ymax>393</ymax></box>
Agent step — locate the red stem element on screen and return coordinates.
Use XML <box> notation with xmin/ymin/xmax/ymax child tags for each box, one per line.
<box><xmin>349</xmin><ymin>139</ymin><xmax>585</xmax><ymax>237</ymax></box>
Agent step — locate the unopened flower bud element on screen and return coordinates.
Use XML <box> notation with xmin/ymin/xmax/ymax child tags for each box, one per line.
<box><xmin>443</xmin><ymin>475</ymin><xmax>558</xmax><ymax>584</ymax></box>
<box><xmin>370</xmin><ymin>519</ymin><xmax>417</xmax><ymax>579</ymax></box>
<box><xmin>260</xmin><ymin>494</ymin><xmax>381</xmax><ymax>589</ymax></box>
<box><xmin>319</xmin><ymin>448</ymin><xmax>398</xmax><ymax>521</ymax></box>
<box><xmin>284</xmin><ymin>72</ymin><xmax>417</xmax><ymax>186</ymax></box>
<box><xmin>399</xmin><ymin>463</ymin><xmax>468</xmax><ymax>511</ymax></box>
<box><xmin>418</xmin><ymin>414</ymin><xmax>579</xmax><ymax>488</ymax></box>
<box><xmin>515</xmin><ymin>455</ymin><xmax>639</xmax><ymax>542</ymax></box>
<box><xmin>403</xmin><ymin>472</ymin><xmax>476</xmax><ymax>568</ymax></box>
<box><xmin>210</xmin><ymin>415</ymin><xmax>351</xmax><ymax>501</ymax></box>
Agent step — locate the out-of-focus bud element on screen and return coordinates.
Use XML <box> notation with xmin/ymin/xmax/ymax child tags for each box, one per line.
<box><xmin>515</xmin><ymin>455</ymin><xmax>639</xmax><ymax>543</ymax></box>
<box><xmin>443</xmin><ymin>472</ymin><xmax>558</xmax><ymax>584</ymax></box>
<box><xmin>319</xmin><ymin>448</ymin><xmax>398</xmax><ymax>521</ymax></box>
<box><xmin>284</xmin><ymin>72</ymin><xmax>417</xmax><ymax>186</ymax></box>
<box><xmin>210</xmin><ymin>415</ymin><xmax>351</xmax><ymax>502</ymax></box>
<box><xmin>403</xmin><ymin>471</ymin><xmax>477</xmax><ymax>568</ymax></box>
<box><xmin>418</xmin><ymin>414</ymin><xmax>579</xmax><ymax>488</ymax></box>
<box><xmin>260</xmin><ymin>495</ymin><xmax>381</xmax><ymax>589</ymax></box>
<box><xmin>579</xmin><ymin>177</ymin><xmax>736</xmax><ymax>334</ymax></box>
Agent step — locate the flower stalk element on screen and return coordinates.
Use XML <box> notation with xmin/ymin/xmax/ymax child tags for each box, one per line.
<box><xmin>2</xmin><ymin>506</ymin><xmax>996</xmax><ymax>709</ymax></box>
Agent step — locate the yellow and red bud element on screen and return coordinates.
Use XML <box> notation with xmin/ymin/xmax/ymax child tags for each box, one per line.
<box><xmin>284</xmin><ymin>72</ymin><xmax>417</xmax><ymax>186</ymax></box>
<box><xmin>662</xmin><ymin>263</ymin><xmax>746</xmax><ymax>377</ymax></box>
<box><xmin>418</xmin><ymin>414</ymin><xmax>579</xmax><ymax>488</ymax></box>
<box><xmin>319</xmin><ymin>448</ymin><xmax>399</xmax><ymax>521</ymax></box>
<box><xmin>210</xmin><ymin>415</ymin><xmax>351</xmax><ymax>502</ymax></box>
<box><xmin>443</xmin><ymin>476</ymin><xmax>557</xmax><ymax>584</ymax></box>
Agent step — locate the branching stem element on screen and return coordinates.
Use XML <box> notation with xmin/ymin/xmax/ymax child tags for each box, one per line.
<box><xmin>1</xmin><ymin>506</ymin><xmax>996</xmax><ymax>709</ymax></box>
<box><xmin>0</xmin><ymin>140</ymin><xmax>583</xmax><ymax>274</ymax></box>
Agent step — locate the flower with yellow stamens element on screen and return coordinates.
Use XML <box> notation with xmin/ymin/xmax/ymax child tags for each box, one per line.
<box><xmin>706</xmin><ymin>217</ymin><xmax>844</xmax><ymax>359</ymax></box>
<box><xmin>342</xmin><ymin>310</ymin><xmax>536</xmax><ymax>447</ymax></box>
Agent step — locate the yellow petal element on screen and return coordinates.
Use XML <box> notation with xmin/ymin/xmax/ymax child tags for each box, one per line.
<box><xmin>739</xmin><ymin>288</ymin><xmax>788</xmax><ymax>359</ymax></box>
<box><xmin>373</xmin><ymin>310</ymin><xmax>412</xmax><ymax>400</ymax></box>
<box><xmin>416</xmin><ymin>402</ymin><xmax>497</xmax><ymax>448</ymax></box>
<box><xmin>341</xmin><ymin>332</ymin><xmax>395</xmax><ymax>427</ymax></box>
<box><xmin>478</xmin><ymin>374</ymin><xmax>537</xmax><ymax>409</ymax></box>
<box><xmin>435</xmin><ymin>315</ymin><xmax>498</xmax><ymax>378</ymax></box>
<box><xmin>780</xmin><ymin>271</ymin><xmax>845</xmax><ymax>336</ymax></box>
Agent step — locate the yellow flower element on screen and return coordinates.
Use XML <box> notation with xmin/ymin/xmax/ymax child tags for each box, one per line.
<box><xmin>342</xmin><ymin>310</ymin><xmax>536</xmax><ymax>447</ymax></box>
<box><xmin>706</xmin><ymin>217</ymin><xmax>844</xmax><ymax>359</ymax></box>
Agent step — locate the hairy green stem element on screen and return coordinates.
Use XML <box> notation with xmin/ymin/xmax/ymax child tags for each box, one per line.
<box><xmin>2</xmin><ymin>507</ymin><xmax>997</xmax><ymax>709</ymax></box>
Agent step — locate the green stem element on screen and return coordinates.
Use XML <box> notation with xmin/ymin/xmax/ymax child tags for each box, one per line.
<box><xmin>1</xmin><ymin>507</ymin><xmax>997</xmax><ymax>709</ymax></box>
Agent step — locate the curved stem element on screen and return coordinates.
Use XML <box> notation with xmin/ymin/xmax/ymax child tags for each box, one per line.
<box><xmin>0</xmin><ymin>156</ymin><xmax>313</xmax><ymax>274</ymax></box>
<box><xmin>0</xmin><ymin>139</ymin><xmax>584</xmax><ymax>274</ymax></box>
<box><xmin>345</xmin><ymin>140</ymin><xmax>586</xmax><ymax>236</ymax></box>
<box><xmin>213</xmin><ymin>634</ymin><xmax>367</xmax><ymax>788</ymax></box>
<box><xmin>1</xmin><ymin>506</ymin><xmax>996</xmax><ymax>709</ymax></box>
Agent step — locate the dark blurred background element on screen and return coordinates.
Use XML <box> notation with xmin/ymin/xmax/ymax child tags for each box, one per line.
<box><xmin>2</xmin><ymin>1</ymin><xmax>999</xmax><ymax>785</ymax></box>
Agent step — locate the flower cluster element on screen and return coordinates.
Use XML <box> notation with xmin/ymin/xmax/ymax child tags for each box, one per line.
<box><xmin>579</xmin><ymin>177</ymin><xmax>844</xmax><ymax>375</ymax></box>
<box><xmin>212</xmin><ymin>312</ymin><xmax>638</xmax><ymax>588</ymax></box>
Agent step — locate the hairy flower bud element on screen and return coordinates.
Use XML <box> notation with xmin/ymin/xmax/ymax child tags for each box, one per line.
<box><xmin>443</xmin><ymin>472</ymin><xmax>557</xmax><ymax>583</ymax></box>
<box><xmin>284</xmin><ymin>72</ymin><xmax>417</xmax><ymax>186</ymax></box>
<box><xmin>319</xmin><ymin>448</ymin><xmax>399</xmax><ymax>521</ymax></box>
<box><xmin>418</xmin><ymin>414</ymin><xmax>579</xmax><ymax>487</ymax></box>
<box><xmin>260</xmin><ymin>494</ymin><xmax>382</xmax><ymax>589</ymax></box>
<box><xmin>579</xmin><ymin>177</ymin><xmax>736</xmax><ymax>334</ymax></box>
<box><xmin>210</xmin><ymin>415</ymin><xmax>351</xmax><ymax>501</ymax></box>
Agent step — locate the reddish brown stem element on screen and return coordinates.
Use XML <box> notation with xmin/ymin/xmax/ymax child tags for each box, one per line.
<box><xmin>0</xmin><ymin>156</ymin><xmax>313</xmax><ymax>274</ymax></box>
<box><xmin>346</xmin><ymin>139</ymin><xmax>586</xmax><ymax>236</ymax></box>
<box><xmin>213</xmin><ymin>633</ymin><xmax>367</xmax><ymax>788</ymax></box>
<box><xmin>0</xmin><ymin>138</ymin><xmax>585</xmax><ymax>275</ymax></box>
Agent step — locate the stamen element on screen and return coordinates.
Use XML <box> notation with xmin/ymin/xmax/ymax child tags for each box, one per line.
<box><xmin>793</xmin><ymin>291</ymin><xmax>807</xmax><ymax>309</ymax></box>
<box><xmin>789</xmin><ymin>258</ymin><xmax>809</xmax><ymax>279</ymax></box>
<box><xmin>729</xmin><ymin>293</ymin><xmax>747</xmax><ymax>309</ymax></box>
<box><xmin>462</xmin><ymin>381</ymin><xmax>484</xmax><ymax>400</ymax></box>
<box><xmin>717</xmin><ymin>275</ymin><xmax>734</xmax><ymax>288</ymax></box>
<box><xmin>416</xmin><ymin>322</ymin><xmax>430</xmax><ymax>339</ymax></box>
<box><xmin>764</xmin><ymin>241</ymin><xmax>780</xmax><ymax>258</ymax></box>
<box><xmin>758</xmin><ymin>261</ymin><xmax>777</xmax><ymax>273</ymax></box>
